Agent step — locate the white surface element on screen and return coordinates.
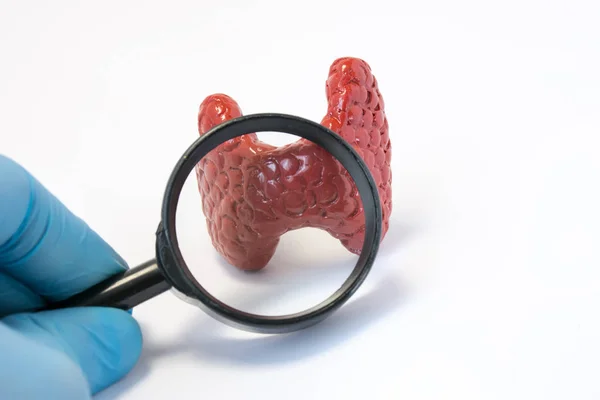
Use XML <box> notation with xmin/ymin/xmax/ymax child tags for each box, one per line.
<box><xmin>1</xmin><ymin>1</ymin><xmax>600</xmax><ymax>398</ymax></box>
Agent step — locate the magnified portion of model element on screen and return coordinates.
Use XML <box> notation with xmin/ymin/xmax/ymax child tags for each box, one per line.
<box><xmin>195</xmin><ymin>57</ymin><xmax>392</xmax><ymax>271</ymax></box>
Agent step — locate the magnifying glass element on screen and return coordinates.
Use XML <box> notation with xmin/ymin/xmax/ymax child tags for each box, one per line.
<box><xmin>43</xmin><ymin>113</ymin><xmax>382</xmax><ymax>334</ymax></box>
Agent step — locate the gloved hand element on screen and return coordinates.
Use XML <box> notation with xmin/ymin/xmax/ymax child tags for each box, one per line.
<box><xmin>0</xmin><ymin>155</ymin><xmax>142</xmax><ymax>399</ymax></box>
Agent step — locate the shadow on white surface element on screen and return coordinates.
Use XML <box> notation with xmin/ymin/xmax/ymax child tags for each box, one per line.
<box><xmin>95</xmin><ymin>218</ymin><xmax>414</xmax><ymax>398</ymax></box>
<box><xmin>141</xmin><ymin>273</ymin><xmax>407</xmax><ymax>365</ymax></box>
<box><xmin>96</xmin><ymin>275</ymin><xmax>407</xmax><ymax>399</ymax></box>
<box><xmin>377</xmin><ymin>218</ymin><xmax>418</xmax><ymax>258</ymax></box>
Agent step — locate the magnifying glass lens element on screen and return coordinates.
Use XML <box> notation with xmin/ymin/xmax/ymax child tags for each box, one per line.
<box><xmin>41</xmin><ymin>113</ymin><xmax>382</xmax><ymax>333</ymax></box>
<box><xmin>175</xmin><ymin>130</ymin><xmax>364</xmax><ymax>316</ymax></box>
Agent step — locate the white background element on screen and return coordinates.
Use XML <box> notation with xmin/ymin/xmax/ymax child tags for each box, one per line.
<box><xmin>1</xmin><ymin>0</ymin><xmax>600</xmax><ymax>398</ymax></box>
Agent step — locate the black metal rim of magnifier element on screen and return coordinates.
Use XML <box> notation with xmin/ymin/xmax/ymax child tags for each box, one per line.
<box><xmin>155</xmin><ymin>113</ymin><xmax>383</xmax><ymax>334</ymax></box>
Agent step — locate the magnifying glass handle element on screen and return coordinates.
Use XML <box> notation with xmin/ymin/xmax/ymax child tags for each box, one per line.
<box><xmin>43</xmin><ymin>259</ymin><xmax>171</xmax><ymax>311</ymax></box>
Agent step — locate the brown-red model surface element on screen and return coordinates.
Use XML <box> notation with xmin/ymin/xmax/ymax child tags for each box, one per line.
<box><xmin>195</xmin><ymin>57</ymin><xmax>392</xmax><ymax>271</ymax></box>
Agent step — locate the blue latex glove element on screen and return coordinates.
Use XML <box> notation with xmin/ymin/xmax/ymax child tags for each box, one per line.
<box><xmin>0</xmin><ymin>155</ymin><xmax>142</xmax><ymax>399</ymax></box>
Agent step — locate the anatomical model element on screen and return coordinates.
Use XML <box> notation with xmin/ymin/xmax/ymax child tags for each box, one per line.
<box><xmin>195</xmin><ymin>57</ymin><xmax>392</xmax><ymax>271</ymax></box>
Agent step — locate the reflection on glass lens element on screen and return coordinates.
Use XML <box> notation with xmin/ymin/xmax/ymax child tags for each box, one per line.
<box><xmin>175</xmin><ymin>131</ymin><xmax>365</xmax><ymax>316</ymax></box>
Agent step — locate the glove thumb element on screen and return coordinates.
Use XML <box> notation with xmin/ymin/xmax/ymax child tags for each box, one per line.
<box><xmin>1</xmin><ymin>307</ymin><xmax>142</xmax><ymax>397</ymax></box>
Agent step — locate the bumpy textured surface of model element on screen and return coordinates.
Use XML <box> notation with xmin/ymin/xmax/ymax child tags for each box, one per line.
<box><xmin>195</xmin><ymin>57</ymin><xmax>392</xmax><ymax>270</ymax></box>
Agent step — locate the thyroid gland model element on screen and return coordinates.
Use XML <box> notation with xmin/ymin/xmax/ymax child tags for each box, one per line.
<box><xmin>195</xmin><ymin>57</ymin><xmax>392</xmax><ymax>271</ymax></box>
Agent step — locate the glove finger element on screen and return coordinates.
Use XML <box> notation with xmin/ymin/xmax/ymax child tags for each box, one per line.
<box><xmin>0</xmin><ymin>154</ymin><xmax>128</xmax><ymax>307</ymax></box>
<box><xmin>0</xmin><ymin>322</ymin><xmax>91</xmax><ymax>400</ymax></box>
<box><xmin>1</xmin><ymin>307</ymin><xmax>143</xmax><ymax>395</ymax></box>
